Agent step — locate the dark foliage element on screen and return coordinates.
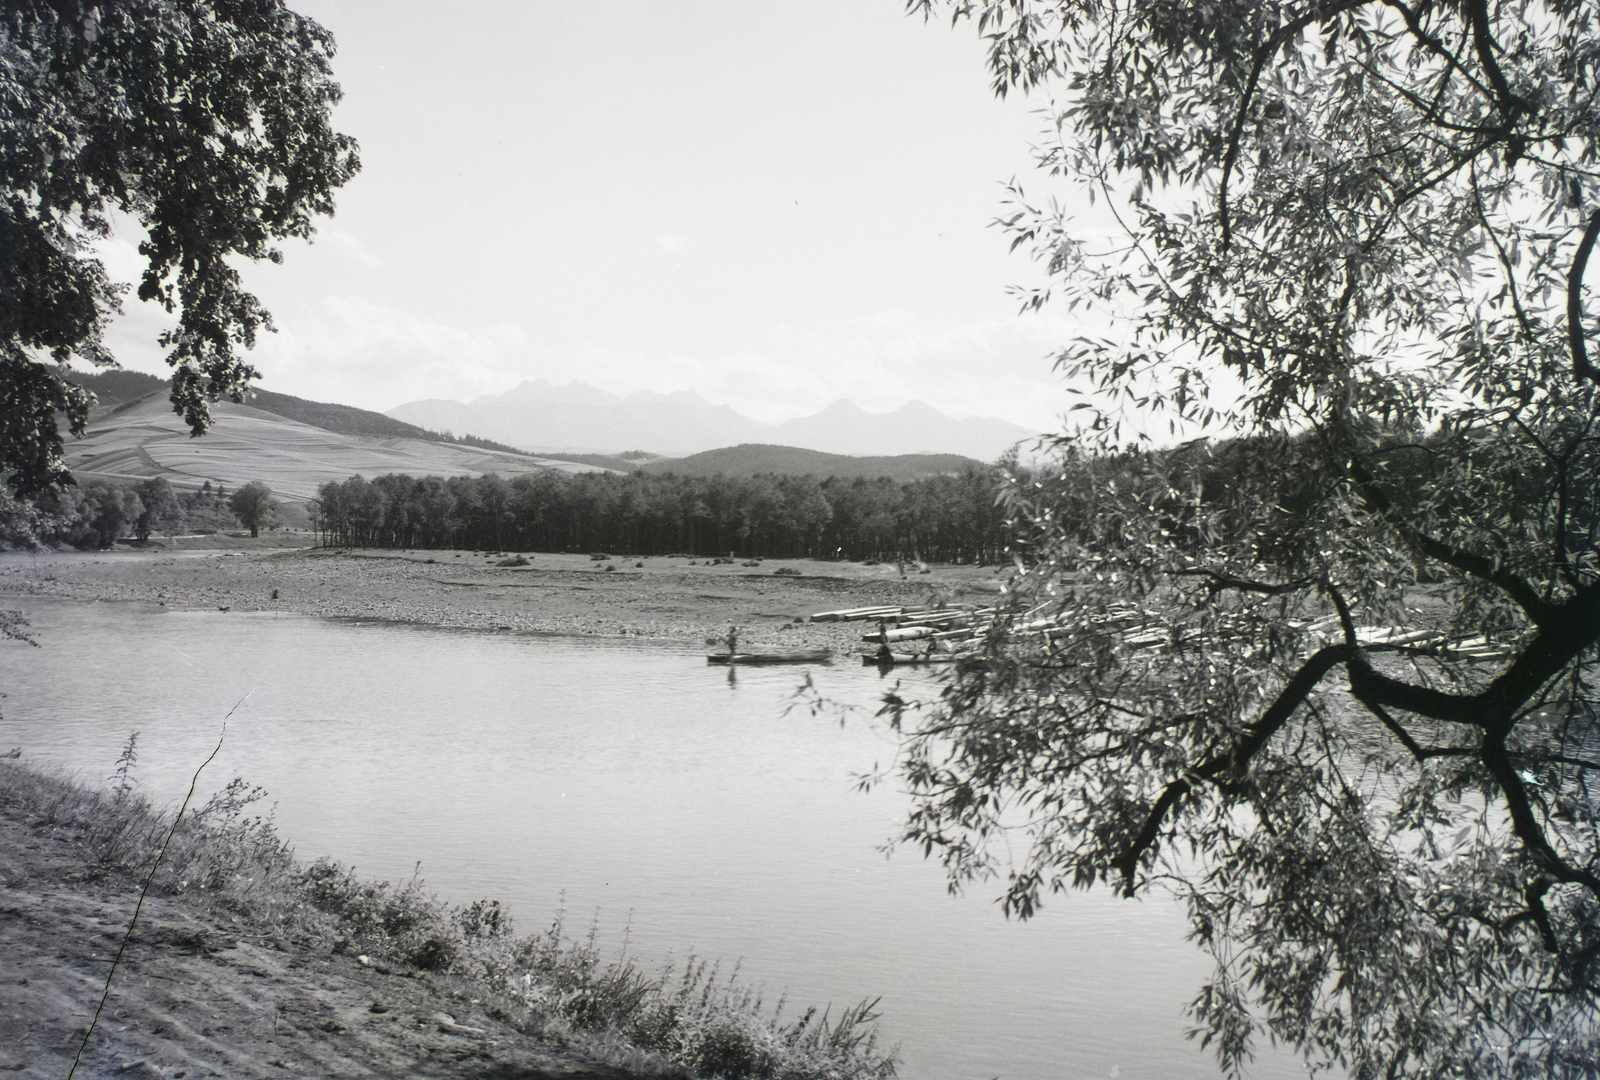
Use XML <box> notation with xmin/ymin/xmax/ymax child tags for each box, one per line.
<box><xmin>1</xmin><ymin>0</ymin><xmax>358</xmax><ymax>495</ymax></box>
<box><xmin>313</xmin><ymin>467</ymin><xmax>1006</xmax><ymax>564</ymax></box>
<box><xmin>895</xmin><ymin>0</ymin><xmax>1600</xmax><ymax>1075</ymax></box>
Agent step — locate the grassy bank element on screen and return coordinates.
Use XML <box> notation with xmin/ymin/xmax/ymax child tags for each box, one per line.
<box><xmin>0</xmin><ymin>753</ymin><xmax>897</xmax><ymax>1080</ymax></box>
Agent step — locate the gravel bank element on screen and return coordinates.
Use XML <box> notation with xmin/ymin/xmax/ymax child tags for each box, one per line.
<box><xmin>0</xmin><ymin>542</ymin><xmax>1009</xmax><ymax>657</ymax></box>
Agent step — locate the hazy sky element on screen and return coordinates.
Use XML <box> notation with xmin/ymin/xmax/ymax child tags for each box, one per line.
<box><xmin>102</xmin><ymin>1</ymin><xmax>1090</xmax><ymax>433</ymax></box>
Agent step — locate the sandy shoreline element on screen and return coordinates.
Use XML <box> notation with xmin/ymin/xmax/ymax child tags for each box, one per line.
<box><xmin>0</xmin><ymin>540</ymin><xmax>1009</xmax><ymax>658</ymax></box>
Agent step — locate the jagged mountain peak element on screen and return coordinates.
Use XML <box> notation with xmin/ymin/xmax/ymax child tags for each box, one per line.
<box><xmin>814</xmin><ymin>397</ymin><xmax>872</xmax><ymax>416</ymax></box>
<box><xmin>387</xmin><ymin>387</ymin><xmax>1036</xmax><ymax>460</ymax></box>
<box><xmin>492</xmin><ymin>379</ymin><xmax>619</xmax><ymax>407</ymax></box>
<box><xmin>621</xmin><ymin>387</ymin><xmax>717</xmax><ymax>407</ymax></box>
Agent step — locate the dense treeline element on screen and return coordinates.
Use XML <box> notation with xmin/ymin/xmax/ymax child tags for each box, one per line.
<box><xmin>0</xmin><ymin>479</ymin><xmax>262</xmax><ymax>549</ymax></box>
<box><xmin>313</xmin><ymin>468</ymin><xmax>1006</xmax><ymax>563</ymax></box>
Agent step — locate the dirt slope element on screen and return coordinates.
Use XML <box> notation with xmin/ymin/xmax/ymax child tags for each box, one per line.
<box><xmin>0</xmin><ymin>811</ymin><xmax>636</xmax><ymax>1080</ymax></box>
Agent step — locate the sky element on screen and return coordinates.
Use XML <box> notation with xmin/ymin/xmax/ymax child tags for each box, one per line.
<box><xmin>100</xmin><ymin>1</ymin><xmax>1095</xmax><ymax>434</ymax></box>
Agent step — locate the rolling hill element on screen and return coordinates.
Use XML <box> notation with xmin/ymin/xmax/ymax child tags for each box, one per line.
<box><xmin>53</xmin><ymin>372</ymin><xmax>1008</xmax><ymax>499</ymax></box>
<box><xmin>638</xmin><ymin>444</ymin><xmax>988</xmax><ymax>480</ymax></box>
<box><xmin>63</xmin><ymin>393</ymin><xmax>607</xmax><ymax>502</ymax></box>
<box><xmin>72</xmin><ymin>370</ymin><xmax>493</xmax><ymax>446</ymax></box>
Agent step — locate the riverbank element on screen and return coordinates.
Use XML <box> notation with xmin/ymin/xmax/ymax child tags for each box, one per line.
<box><xmin>0</xmin><ymin>539</ymin><xmax>1010</xmax><ymax>655</ymax></box>
<box><xmin>0</xmin><ymin>756</ymin><xmax>896</xmax><ymax>1080</ymax></box>
<box><xmin>0</xmin><ymin>542</ymin><xmax>986</xmax><ymax>1079</ymax></box>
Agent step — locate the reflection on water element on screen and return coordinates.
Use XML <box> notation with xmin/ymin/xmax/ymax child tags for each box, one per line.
<box><xmin>0</xmin><ymin>595</ymin><xmax>1309</xmax><ymax>1080</ymax></box>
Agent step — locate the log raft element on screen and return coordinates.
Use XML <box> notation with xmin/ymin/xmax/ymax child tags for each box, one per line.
<box><xmin>707</xmin><ymin>649</ymin><xmax>832</xmax><ymax>666</ymax></box>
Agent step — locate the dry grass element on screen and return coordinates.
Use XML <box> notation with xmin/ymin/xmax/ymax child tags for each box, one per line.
<box><xmin>0</xmin><ymin>751</ymin><xmax>897</xmax><ymax>1080</ymax></box>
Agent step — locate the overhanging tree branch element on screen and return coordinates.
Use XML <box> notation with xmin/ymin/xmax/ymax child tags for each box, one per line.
<box><xmin>1482</xmin><ymin>736</ymin><xmax>1600</xmax><ymax>909</ymax></box>
<box><xmin>1111</xmin><ymin>643</ymin><xmax>1355</xmax><ymax>893</ymax></box>
<box><xmin>1380</xmin><ymin>0</ymin><xmax>1494</xmax><ymax>107</ymax></box>
<box><xmin>1464</xmin><ymin>0</ymin><xmax>1529</xmax><ymax>123</ymax></box>
<box><xmin>1344</xmin><ymin>456</ymin><xmax>1558</xmax><ymax>627</ymax></box>
<box><xmin>1567</xmin><ymin>209</ymin><xmax>1600</xmax><ymax>386</ymax></box>
<box><xmin>1172</xmin><ymin>567</ymin><xmax>1316</xmax><ymax>596</ymax></box>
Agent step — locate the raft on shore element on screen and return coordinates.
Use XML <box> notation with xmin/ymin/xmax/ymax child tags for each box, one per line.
<box><xmin>861</xmin><ymin>652</ymin><xmax>969</xmax><ymax>666</ymax></box>
<box><xmin>707</xmin><ymin>649</ymin><xmax>832</xmax><ymax>666</ymax></box>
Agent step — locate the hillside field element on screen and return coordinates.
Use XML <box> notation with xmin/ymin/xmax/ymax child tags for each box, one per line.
<box><xmin>63</xmin><ymin>396</ymin><xmax>607</xmax><ymax>502</ymax></box>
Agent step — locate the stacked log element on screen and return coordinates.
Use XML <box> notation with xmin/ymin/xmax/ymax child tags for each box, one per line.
<box><xmin>821</xmin><ymin>601</ymin><xmax>1520</xmax><ymax>668</ymax></box>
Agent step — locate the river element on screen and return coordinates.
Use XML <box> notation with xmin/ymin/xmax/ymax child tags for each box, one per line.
<box><xmin>0</xmin><ymin>595</ymin><xmax>1309</xmax><ymax>1080</ymax></box>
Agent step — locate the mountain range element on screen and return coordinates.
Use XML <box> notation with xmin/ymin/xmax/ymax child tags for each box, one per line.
<box><xmin>386</xmin><ymin>380</ymin><xmax>1038</xmax><ymax>461</ymax></box>
<box><xmin>59</xmin><ymin>372</ymin><xmax>995</xmax><ymax>499</ymax></box>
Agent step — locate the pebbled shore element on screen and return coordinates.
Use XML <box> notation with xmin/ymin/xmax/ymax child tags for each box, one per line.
<box><xmin>0</xmin><ymin>540</ymin><xmax>1008</xmax><ymax>656</ymax></box>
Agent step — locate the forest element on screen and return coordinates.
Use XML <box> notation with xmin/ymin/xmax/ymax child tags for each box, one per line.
<box><xmin>311</xmin><ymin>467</ymin><xmax>1006</xmax><ymax>563</ymax></box>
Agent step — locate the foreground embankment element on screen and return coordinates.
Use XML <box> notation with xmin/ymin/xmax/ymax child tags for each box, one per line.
<box><xmin>0</xmin><ymin>757</ymin><xmax>898</xmax><ymax>1080</ymax></box>
<box><xmin>0</xmin><ymin>542</ymin><xmax>1007</xmax><ymax>654</ymax></box>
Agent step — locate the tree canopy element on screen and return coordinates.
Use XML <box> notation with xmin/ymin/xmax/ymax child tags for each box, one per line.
<box><xmin>0</xmin><ymin>0</ymin><xmax>359</xmax><ymax>496</ymax></box>
<box><xmin>893</xmin><ymin>1</ymin><xmax>1600</xmax><ymax>1075</ymax></box>
<box><xmin>227</xmin><ymin>478</ymin><xmax>277</xmax><ymax>537</ymax></box>
<box><xmin>312</xmin><ymin>467</ymin><xmax>1005</xmax><ymax>564</ymax></box>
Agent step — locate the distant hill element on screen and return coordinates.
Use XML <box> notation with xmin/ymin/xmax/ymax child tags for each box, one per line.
<box><xmin>388</xmin><ymin>379</ymin><xmax>1038</xmax><ymax>460</ymax></box>
<box><xmin>540</xmin><ymin>450</ymin><xmax>671</xmax><ymax>472</ymax></box>
<box><xmin>65</xmin><ymin>369</ymin><xmax>621</xmax><ymax>473</ymax></box>
<box><xmin>770</xmin><ymin>398</ymin><xmax>1033</xmax><ymax>460</ymax></box>
<box><xmin>58</xmin><ymin>377</ymin><xmax>618</xmax><ymax>501</ymax></box>
<box><xmin>64</xmin><ymin>396</ymin><xmax>615</xmax><ymax>501</ymax></box>
<box><xmin>71</xmin><ymin>369</ymin><xmax>170</xmax><ymax>408</ymax></box>
<box><xmin>67</xmin><ymin>371</ymin><xmax>505</xmax><ymax>451</ymax></box>
<box><xmin>638</xmin><ymin>444</ymin><xmax>988</xmax><ymax>481</ymax></box>
<box><xmin>74</xmin><ymin>369</ymin><xmax>455</xmax><ymax>444</ymax></box>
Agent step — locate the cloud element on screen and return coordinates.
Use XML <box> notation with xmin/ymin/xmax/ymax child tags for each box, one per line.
<box><xmin>496</xmin><ymin>309</ymin><xmax>1090</xmax><ymax>433</ymax></box>
<box><xmin>94</xmin><ymin>291</ymin><xmax>1213</xmax><ymax>445</ymax></box>
<box><xmin>92</xmin><ymin>233</ymin><xmax>148</xmax><ymax>285</ymax></box>
<box><xmin>318</xmin><ymin>229</ymin><xmax>383</xmax><ymax>268</ymax></box>
<box><xmin>655</xmin><ymin>235</ymin><xmax>687</xmax><ymax>254</ymax></box>
<box><xmin>92</xmin><ymin>292</ymin><xmax>542</xmax><ymax>418</ymax></box>
<box><xmin>240</xmin><ymin>297</ymin><xmax>532</xmax><ymax>410</ymax></box>
<box><xmin>749</xmin><ymin>308</ymin><xmax>1089</xmax><ymax>431</ymax></box>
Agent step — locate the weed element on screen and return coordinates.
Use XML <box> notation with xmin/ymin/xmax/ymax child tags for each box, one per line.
<box><xmin>0</xmin><ymin>754</ymin><xmax>898</xmax><ymax>1080</ymax></box>
<box><xmin>110</xmin><ymin>732</ymin><xmax>139</xmax><ymax>799</ymax></box>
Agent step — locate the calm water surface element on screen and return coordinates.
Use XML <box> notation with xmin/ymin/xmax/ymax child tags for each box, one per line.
<box><xmin>0</xmin><ymin>595</ymin><xmax>1309</xmax><ymax>1080</ymax></box>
